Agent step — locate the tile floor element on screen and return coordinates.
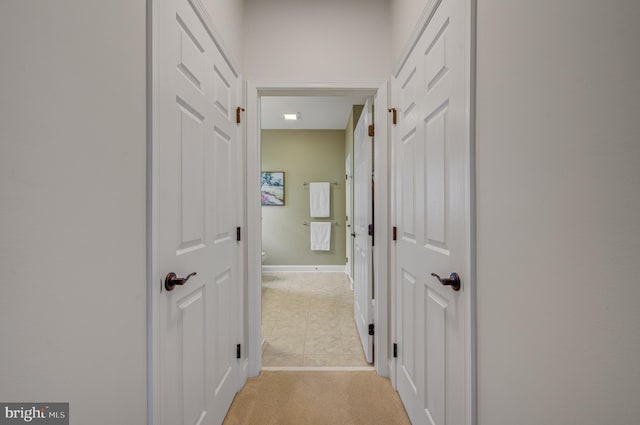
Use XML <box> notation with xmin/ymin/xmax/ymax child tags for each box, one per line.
<box><xmin>261</xmin><ymin>272</ymin><xmax>371</xmax><ymax>367</ymax></box>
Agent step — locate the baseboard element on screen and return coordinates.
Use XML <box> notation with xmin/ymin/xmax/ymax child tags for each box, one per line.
<box><xmin>238</xmin><ymin>358</ymin><xmax>249</xmax><ymax>390</ymax></box>
<box><xmin>389</xmin><ymin>358</ymin><xmax>397</xmax><ymax>389</ymax></box>
<box><xmin>261</xmin><ymin>265</ymin><xmax>347</xmax><ymax>273</ymax></box>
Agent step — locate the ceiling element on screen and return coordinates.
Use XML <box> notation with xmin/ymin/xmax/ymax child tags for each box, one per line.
<box><xmin>260</xmin><ymin>96</ymin><xmax>366</xmax><ymax>130</ymax></box>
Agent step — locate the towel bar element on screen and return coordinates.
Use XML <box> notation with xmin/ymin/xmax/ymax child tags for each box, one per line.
<box><xmin>303</xmin><ymin>182</ymin><xmax>339</xmax><ymax>186</ymax></box>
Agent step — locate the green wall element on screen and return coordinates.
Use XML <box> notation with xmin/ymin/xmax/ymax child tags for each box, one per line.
<box><xmin>262</xmin><ymin>130</ymin><xmax>346</xmax><ymax>265</ymax></box>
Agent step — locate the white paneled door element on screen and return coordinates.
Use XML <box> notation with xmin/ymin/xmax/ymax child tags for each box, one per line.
<box><xmin>156</xmin><ymin>0</ymin><xmax>242</xmax><ymax>424</ymax></box>
<box><xmin>392</xmin><ymin>0</ymin><xmax>471</xmax><ymax>423</ymax></box>
<box><xmin>353</xmin><ymin>100</ymin><xmax>374</xmax><ymax>363</ymax></box>
<box><xmin>346</xmin><ymin>153</ymin><xmax>353</xmax><ymax>282</ymax></box>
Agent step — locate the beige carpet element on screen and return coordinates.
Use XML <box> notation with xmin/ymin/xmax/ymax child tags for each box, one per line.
<box><xmin>223</xmin><ymin>371</ymin><xmax>411</xmax><ymax>425</ymax></box>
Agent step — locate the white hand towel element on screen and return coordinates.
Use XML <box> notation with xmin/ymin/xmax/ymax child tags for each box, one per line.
<box><xmin>309</xmin><ymin>182</ymin><xmax>330</xmax><ymax>218</ymax></box>
<box><xmin>310</xmin><ymin>222</ymin><xmax>331</xmax><ymax>251</ymax></box>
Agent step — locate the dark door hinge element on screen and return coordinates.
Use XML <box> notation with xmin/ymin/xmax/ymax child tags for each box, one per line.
<box><xmin>393</xmin><ymin>343</ymin><xmax>398</xmax><ymax>358</ymax></box>
<box><xmin>236</xmin><ymin>344</ymin><xmax>241</xmax><ymax>359</ymax></box>
<box><xmin>236</xmin><ymin>226</ymin><xmax>241</xmax><ymax>241</ymax></box>
<box><xmin>368</xmin><ymin>323</ymin><xmax>375</xmax><ymax>336</ymax></box>
<box><xmin>392</xmin><ymin>226</ymin><xmax>397</xmax><ymax>241</ymax></box>
<box><xmin>368</xmin><ymin>124</ymin><xmax>375</xmax><ymax>137</ymax></box>
<box><xmin>368</xmin><ymin>224</ymin><xmax>374</xmax><ymax>236</ymax></box>
<box><xmin>388</xmin><ymin>108</ymin><xmax>397</xmax><ymax>125</ymax></box>
<box><xmin>236</xmin><ymin>107</ymin><xmax>245</xmax><ymax>124</ymax></box>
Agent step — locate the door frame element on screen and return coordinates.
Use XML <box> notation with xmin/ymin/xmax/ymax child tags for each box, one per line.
<box><xmin>246</xmin><ymin>81</ymin><xmax>389</xmax><ymax>377</ymax></box>
<box><xmin>389</xmin><ymin>0</ymin><xmax>477</xmax><ymax>422</ymax></box>
<box><xmin>147</xmin><ymin>1</ymin><xmax>244</xmax><ymax>423</ymax></box>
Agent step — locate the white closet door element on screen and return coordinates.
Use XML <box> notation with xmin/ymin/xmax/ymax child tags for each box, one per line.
<box><xmin>346</xmin><ymin>154</ymin><xmax>353</xmax><ymax>282</ymax></box>
<box><xmin>156</xmin><ymin>0</ymin><xmax>242</xmax><ymax>423</ymax></box>
<box><xmin>353</xmin><ymin>99</ymin><xmax>374</xmax><ymax>363</ymax></box>
<box><xmin>393</xmin><ymin>0</ymin><xmax>470</xmax><ymax>423</ymax></box>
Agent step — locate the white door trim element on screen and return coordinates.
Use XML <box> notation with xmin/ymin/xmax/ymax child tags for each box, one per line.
<box><xmin>147</xmin><ymin>1</ymin><xmax>243</xmax><ymax>423</ymax></box>
<box><xmin>389</xmin><ymin>0</ymin><xmax>476</xmax><ymax>423</ymax></box>
<box><xmin>246</xmin><ymin>80</ymin><xmax>389</xmax><ymax>378</ymax></box>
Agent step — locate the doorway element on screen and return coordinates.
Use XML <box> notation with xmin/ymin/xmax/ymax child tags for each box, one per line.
<box><xmin>258</xmin><ymin>95</ymin><xmax>370</xmax><ymax>368</ymax></box>
<box><xmin>245</xmin><ymin>81</ymin><xmax>390</xmax><ymax>378</ymax></box>
<box><xmin>260</xmin><ymin>96</ymin><xmax>373</xmax><ymax>370</ymax></box>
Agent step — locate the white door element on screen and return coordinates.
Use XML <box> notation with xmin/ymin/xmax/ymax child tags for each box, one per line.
<box><xmin>345</xmin><ymin>154</ymin><xmax>353</xmax><ymax>282</ymax></box>
<box><xmin>156</xmin><ymin>0</ymin><xmax>242</xmax><ymax>424</ymax></box>
<box><xmin>353</xmin><ymin>99</ymin><xmax>374</xmax><ymax>363</ymax></box>
<box><xmin>393</xmin><ymin>0</ymin><xmax>470</xmax><ymax>423</ymax></box>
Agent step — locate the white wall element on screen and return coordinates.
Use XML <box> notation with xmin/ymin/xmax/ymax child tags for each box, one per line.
<box><xmin>475</xmin><ymin>1</ymin><xmax>640</xmax><ymax>424</ymax></box>
<box><xmin>202</xmin><ymin>0</ymin><xmax>244</xmax><ymax>69</ymax></box>
<box><xmin>0</xmin><ymin>1</ymin><xmax>147</xmax><ymax>424</ymax></box>
<box><xmin>244</xmin><ymin>0</ymin><xmax>390</xmax><ymax>80</ymax></box>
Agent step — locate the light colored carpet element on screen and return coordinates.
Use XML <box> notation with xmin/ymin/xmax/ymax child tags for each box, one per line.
<box><xmin>222</xmin><ymin>371</ymin><xmax>411</xmax><ymax>425</ymax></box>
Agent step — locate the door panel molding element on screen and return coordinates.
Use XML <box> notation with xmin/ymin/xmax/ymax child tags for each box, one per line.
<box><xmin>183</xmin><ymin>0</ymin><xmax>240</xmax><ymax>78</ymax></box>
<box><xmin>392</xmin><ymin>0</ymin><xmax>444</xmax><ymax>78</ymax></box>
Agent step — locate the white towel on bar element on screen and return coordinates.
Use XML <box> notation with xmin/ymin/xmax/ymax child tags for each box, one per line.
<box><xmin>309</xmin><ymin>182</ymin><xmax>330</xmax><ymax>217</ymax></box>
<box><xmin>310</xmin><ymin>222</ymin><xmax>331</xmax><ymax>251</ymax></box>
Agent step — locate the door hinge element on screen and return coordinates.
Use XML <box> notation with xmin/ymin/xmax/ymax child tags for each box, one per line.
<box><xmin>388</xmin><ymin>108</ymin><xmax>397</xmax><ymax>125</ymax></box>
<box><xmin>393</xmin><ymin>343</ymin><xmax>398</xmax><ymax>358</ymax></box>
<box><xmin>236</xmin><ymin>226</ymin><xmax>241</xmax><ymax>242</ymax></box>
<box><xmin>236</xmin><ymin>107</ymin><xmax>245</xmax><ymax>124</ymax></box>
<box><xmin>392</xmin><ymin>226</ymin><xmax>397</xmax><ymax>241</ymax></box>
<box><xmin>368</xmin><ymin>224</ymin><xmax>374</xmax><ymax>236</ymax></box>
<box><xmin>368</xmin><ymin>323</ymin><xmax>375</xmax><ymax>336</ymax></box>
<box><xmin>368</xmin><ymin>124</ymin><xmax>375</xmax><ymax>137</ymax></box>
<box><xmin>236</xmin><ymin>343</ymin><xmax>241</xmax><ymax>359</ymax></box>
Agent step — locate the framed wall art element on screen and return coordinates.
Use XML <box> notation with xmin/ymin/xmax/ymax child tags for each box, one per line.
<box><xmin>261</xmin><ymin>171</ymin><xmax>285</xmax><ymax>206</ymax></box>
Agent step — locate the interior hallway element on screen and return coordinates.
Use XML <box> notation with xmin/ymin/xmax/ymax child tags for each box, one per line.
<box><xmin>261</xmin><ymin>272</ymin><xmax>370</xmax><ymax>367</ymax></box>
<box><xmin>3</xmin><ymin>1</ymin><xmax>640</xmax><ymax>424</ymax></box>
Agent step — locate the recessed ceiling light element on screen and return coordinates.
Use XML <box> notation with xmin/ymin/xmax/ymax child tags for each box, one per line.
<box><xmin>283</xmin><ymin>113</ymin><xmax>299</xmax><ymax>121</ymax></box>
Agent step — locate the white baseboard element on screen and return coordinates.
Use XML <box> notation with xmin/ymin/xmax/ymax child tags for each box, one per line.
<box><xmin>262</xmin><ymin>265</ymin><xmax>347</xmax><ymax>273</ymax></box>
<box><xmin>389</xmin><ymin>358</ymin><xmax>397</xmax><ymax>388</ymax></box>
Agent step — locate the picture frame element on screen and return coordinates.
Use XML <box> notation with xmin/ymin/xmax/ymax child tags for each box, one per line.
<box><xmin>261</xmin><ymin>171</ymin><xmax>285</xmax><ymax>206</ymax></box>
